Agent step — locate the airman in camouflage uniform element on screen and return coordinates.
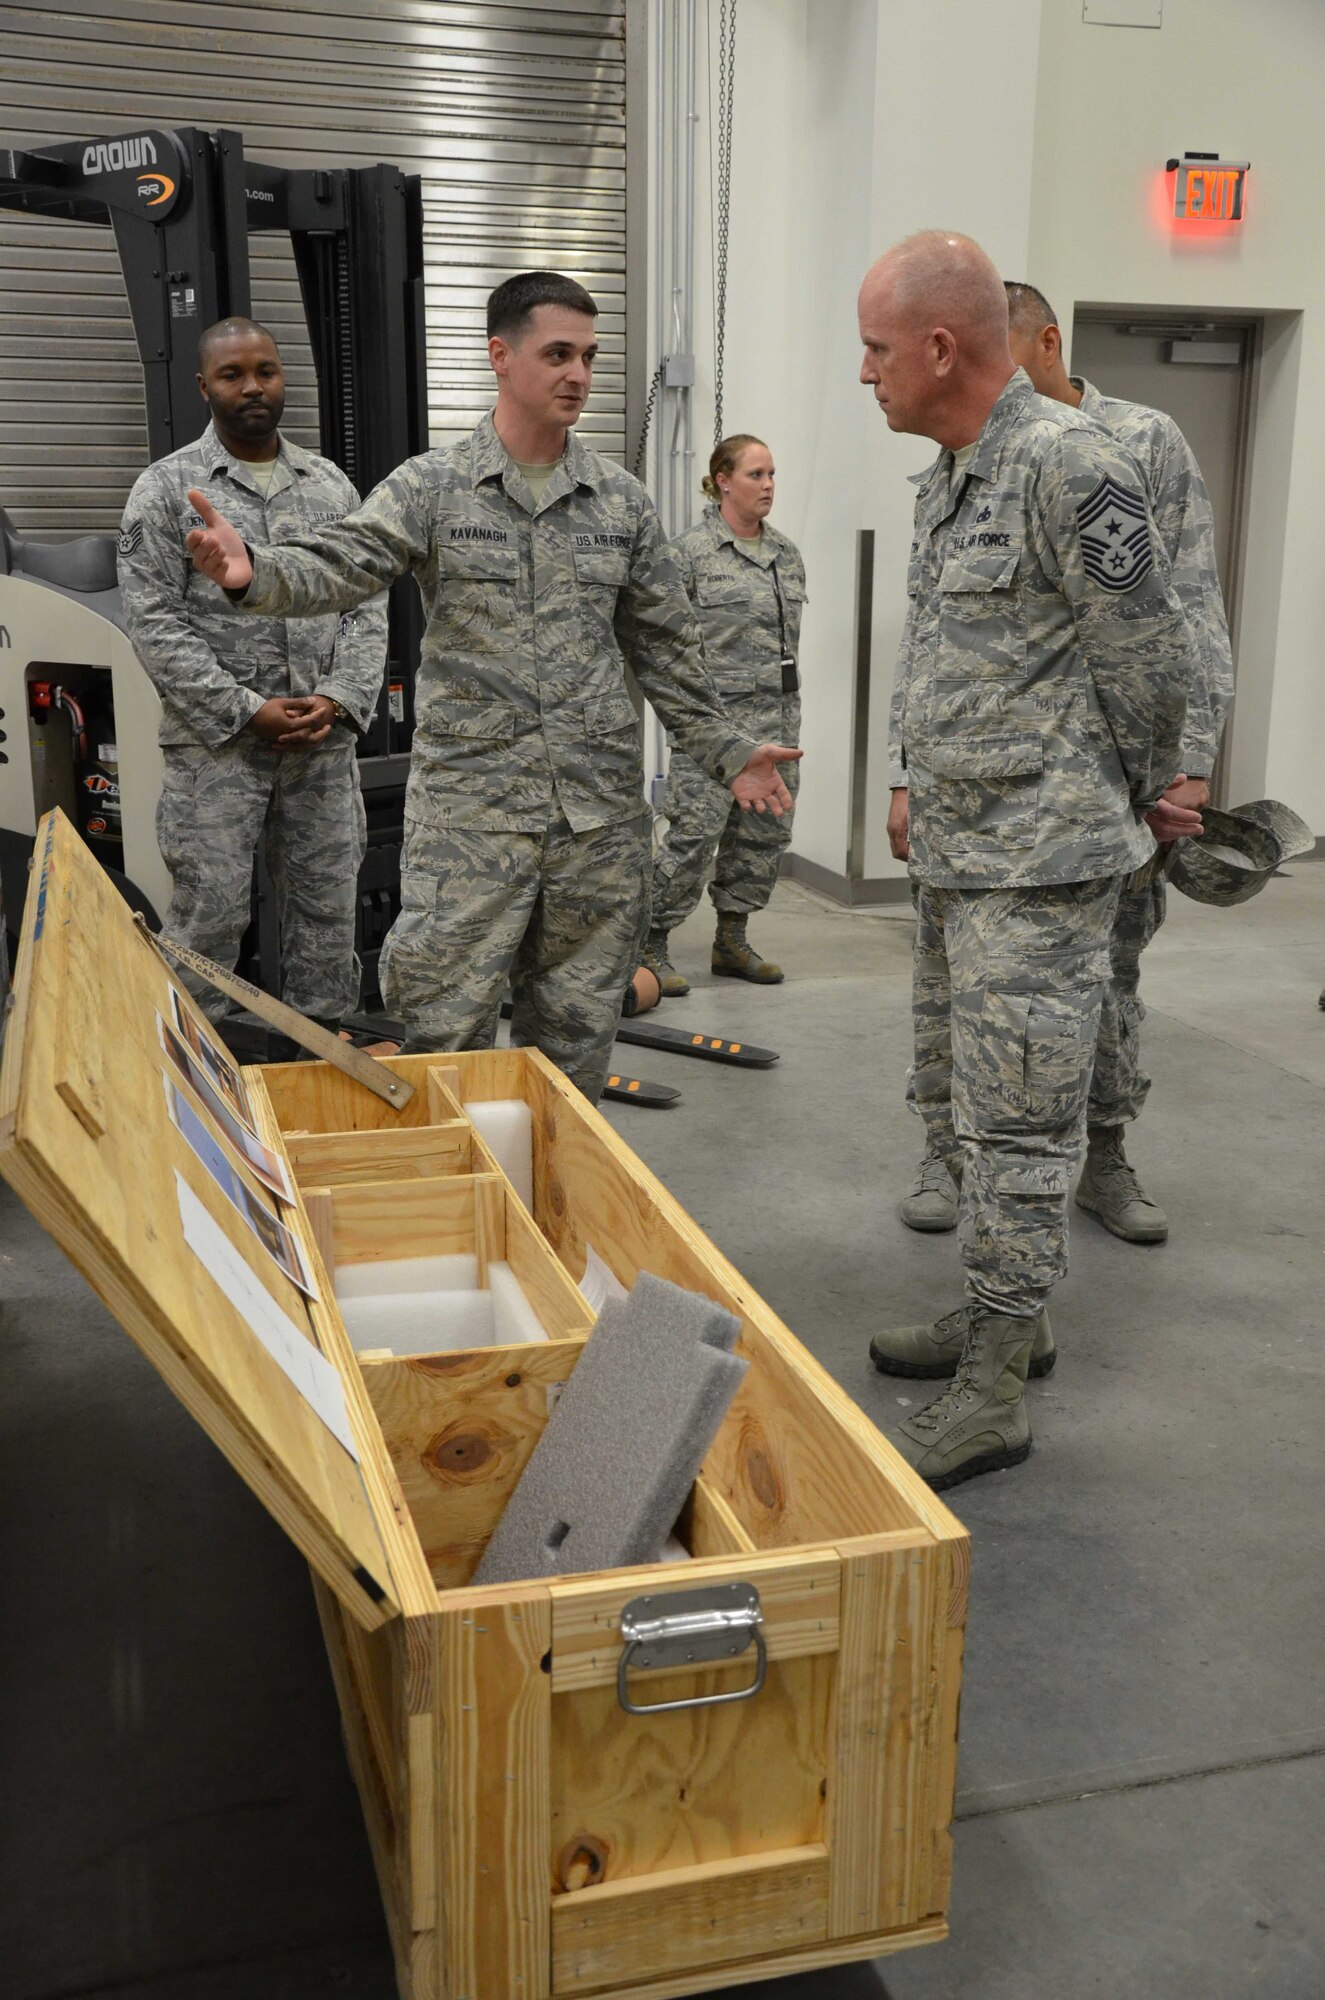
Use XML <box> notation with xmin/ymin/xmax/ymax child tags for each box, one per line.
<box><xmin>897</xmin><ymin>281</ymin><xmax>1234</xmax><ymax>1245</ymax></box>
<box><xmin>647</xmin><ymin>502</ymin><xmax>805</xmax><ymax>988</ymax></box>
<box><xmin>860</xmin><ymin>232</ymin><xmax>1194</xmax><ymax>1489</ymax></box>
<box><xmin>119</xmin><ymin>322</ymin><xmax>385</xmax><ymax>1029</ymax></box>
<box><xmin>182</xmin><ymin>277</ymin><xmax>797</xmax><ymax>1103</ymax></box>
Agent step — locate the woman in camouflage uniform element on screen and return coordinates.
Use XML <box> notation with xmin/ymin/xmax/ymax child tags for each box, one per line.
<box><xmin>643</xmin><ymin>436</ymin><xmax>806</xmax><ymax>994</ymax></box>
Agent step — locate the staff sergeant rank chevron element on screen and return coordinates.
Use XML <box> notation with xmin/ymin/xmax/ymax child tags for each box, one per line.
<box><xmin>1077</xmin><ymin>474</ymin><xmax>1154</xmax><ymax>592</ymax></box>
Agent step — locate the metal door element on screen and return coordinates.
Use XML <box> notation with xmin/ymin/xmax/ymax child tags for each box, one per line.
<box><xmin>1070</xmin><ymin>313</ymin><xmax>1256</xmax><ymax>802</ymax></box>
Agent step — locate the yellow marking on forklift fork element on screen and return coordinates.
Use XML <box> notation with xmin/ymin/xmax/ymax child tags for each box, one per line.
<box><xmin>730</xmin><ymin>1043</ymin><xmax>742</xmax><ymax>1053</ymax></box>
<box><xmin>628</xmin><ymin>1079</ymin><xmax>640</xmax><ymax>1092</ymax></box>
<box><xmin>710</xmin><ymin>1038</ymin><xmax>722</xmax><ymax>1049</ymax></box>
<box><xmin>692</xmin><ymin>1034</ymin><xmax>704</xmax><ymax>1045</ymax></box>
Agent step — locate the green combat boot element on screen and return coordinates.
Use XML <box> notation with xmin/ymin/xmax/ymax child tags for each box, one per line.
<box><xmin>870</xmin><ymin>1301</ymin><xmax>1056</xmax><ymax>1380</ymax></box>
<box><xmin>712</xmin><ymin>912</ymin><xmax>784</xmax><ymax>984</ymax></box>
<box><xmin>639</xmin><ymin>930</ymin><xmax>690</xmax><ymax>998</ymax></box>
<box><xmin>899</xmin><ymin>1143</ymin><xmax>961</xmax><ymax>1233</ymax></box>
<box><xmin>889</xmin><ymin>1309</ymin><xmax>1037</xmax><ymax>1491</ymax></box>
<box><xmin>1075</xmin><ymin>1126</ymin><xmax>1168</xmax><ymax>1244</ymax></box>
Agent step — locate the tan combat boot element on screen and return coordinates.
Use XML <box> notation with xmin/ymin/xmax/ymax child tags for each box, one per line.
<box><xmin>1075</xmin><ymin>1125</ymin><xmax>1168</xmax><ymax>1244</ymax></box>
<box><xmin>898</xmin><ymin>1141</ymin><xmax>962</xmax><ymax>1232</ymax></box>
<box><xmin>870</xmin><ymin>1301</ymin><xmax>1056</xmax><ymax>1380</ymax></box>
<box><xmin>890</xmin><ymin>1309</ymin><xmax>1037</xmax><ymax>1490</ymax></box>
<box><xmin>712</xmin><ymin>912</ymin><xmax>784</xmax><ymax>983</ymax></box>
<box><xmin>639</xmin><ymin>929</ymin><xmax>690</xmax><ymax>998</ymax></box>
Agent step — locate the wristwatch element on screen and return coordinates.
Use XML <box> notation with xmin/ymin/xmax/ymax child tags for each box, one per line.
<box><xmin>329</xmin><ymin>699</ymin><xmax>352</xmax><ymax>728</ymax></box>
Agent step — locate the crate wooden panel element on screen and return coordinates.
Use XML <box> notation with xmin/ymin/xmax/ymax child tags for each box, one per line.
<box><xmin>1</xmin><ymin>812</ymin><xmax>969</xmax><ymax>2000</ymax></box>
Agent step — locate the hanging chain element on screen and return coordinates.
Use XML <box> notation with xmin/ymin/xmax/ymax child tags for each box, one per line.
<box><xmin>713</xmin><ymin>0</ymin><xmax>736</xmax><ymax>445</ymax></box>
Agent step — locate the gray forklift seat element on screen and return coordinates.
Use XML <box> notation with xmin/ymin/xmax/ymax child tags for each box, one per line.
<box><xmin>0</xmin><ymin>508</ymin><xmax>119</xmax><ymax>595</ymax></box>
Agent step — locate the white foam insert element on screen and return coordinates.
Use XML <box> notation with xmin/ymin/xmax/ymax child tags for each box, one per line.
<box><xmin>468</xmin><ymin>1099</ymin><xmax>534</xmax><ymax>1214</ymax></box>
<box><xmin>488</xmin><ymin>1260</ymin><xmax>549</xmax><ymax>1343</ymax></box>
<box><xmin>333</xmin><ymin>1255</ymin><xmax>551</xmax><ymax>1355</ymax></box>
<box><xmin>336</xmin><ymin>1254</ymin><xmax>478</xmax><ymax>1299</ymax></box>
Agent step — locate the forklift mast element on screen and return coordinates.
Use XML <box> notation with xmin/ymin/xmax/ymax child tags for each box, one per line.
<box><xmin>0</xmin><ymin>124</ymin><xmax>430</xmax><ymax>1001</ymax></box>
<box><xmin>0</xmin><ymin>124</ymin><xmax>428</xmax><ymax>755</ymax></box>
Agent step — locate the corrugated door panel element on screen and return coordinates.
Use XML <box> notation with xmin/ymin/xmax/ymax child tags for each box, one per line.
<box><xmin>0</xmin><ymin>0</ymin><xmax>627</xmax><ymax>535</ymax></box>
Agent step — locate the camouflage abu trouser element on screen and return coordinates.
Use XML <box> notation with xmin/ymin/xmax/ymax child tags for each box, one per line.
<box><xmin>379</xmin><ymin>812</ymin><xmax>651</xmax><ymax>1104</ymax></box>
<box><xmin>651</xmin><ymin>694</ymin><xmax>800</xmax><ymax>929</ymax></box>
<box><xmin>1087</xmin><ymin>873</ymin><xmax>1166</xmax><ymax>1128</ymax></box>
<box><xmin>911</xmin><ymin>870</ymin><xmax>1165</xmax><ymax>1147</ymax></box>
<box><xmin>912</xmin><ymin>877</ymin><xmax>1121</xmax><ymax>1318</ymax></box>
<box><xmin>156</xmin><ymin>730</ymin><xmax>366</xmax><ymax>1024</ymax></box>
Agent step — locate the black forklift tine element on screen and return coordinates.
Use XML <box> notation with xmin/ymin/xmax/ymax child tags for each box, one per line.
<box><xmin>602</xmin><ymin>1074</ymin><xmax>681</xmax><ymax>1108</ymax></box>
<box><xmin>612</xmin><ymin>1018</ymin><xmax>779</xmax><ymax>1067</ymax></box>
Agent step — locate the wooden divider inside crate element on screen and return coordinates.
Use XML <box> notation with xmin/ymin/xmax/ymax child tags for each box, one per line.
<box><xmin>285</xmin><ymin>1120</ymin><xmax>475</xmax><ymax>1188</ymax></box>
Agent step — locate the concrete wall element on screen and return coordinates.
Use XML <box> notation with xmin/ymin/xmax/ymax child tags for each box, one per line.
<box><xmin>671</xmin><ymin>0</ymin><xmax>1325</xmax><ymax>884</ymax></box>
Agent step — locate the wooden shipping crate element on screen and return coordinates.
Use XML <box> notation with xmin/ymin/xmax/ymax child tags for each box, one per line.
<box><xmin>1</xmin><ymin>812</ymin><xmax>970</xmax><ymax>2000</ymax></box>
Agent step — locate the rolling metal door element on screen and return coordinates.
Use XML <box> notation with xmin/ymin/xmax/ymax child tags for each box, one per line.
<box><xmin>0</xmin><ymin>0</ymin><xmax>628</xmax><ymax>535</ymax></box>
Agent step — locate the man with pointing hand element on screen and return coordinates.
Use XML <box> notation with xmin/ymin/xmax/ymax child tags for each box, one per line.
<box><xmin>187</xmin><ymin>270</ymin><xmax>800</xmax><ymax>1102</ymax></box>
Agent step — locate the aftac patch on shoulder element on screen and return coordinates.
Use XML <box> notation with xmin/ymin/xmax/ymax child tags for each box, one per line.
<box><xmin>117</xmin><ymin>520</ymin><xmax>143</xmax><ymax>557</ymax></box>
<box><xmin>1077</xmin><ymin>475</ymin><xmax>1154</xmax><ymax>592</ymax></box>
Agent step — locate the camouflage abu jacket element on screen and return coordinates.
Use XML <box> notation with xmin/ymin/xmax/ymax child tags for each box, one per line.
<box><xmin>118</xmin><ymin>422</ymin><xmax>387</xmax><ymax>750</ymax></box>
<box><xmin>668</xmin><ymin>507</ymin><xmax>806</xmax><ymax>739</ymax></box>
<box><xmin>235</xmin><ymin>413</ymin><xmax>760</xmax><ymax>834</ymax></box>
<box><xmin>887</xmin><ymin>370</ymin><xmax>1193</xmax><ymax>888</ymax></box>
<box><xmin>1075</xmin><ymin>376</ymin><xmax>1233</xmax><ymax>778</ymax></box>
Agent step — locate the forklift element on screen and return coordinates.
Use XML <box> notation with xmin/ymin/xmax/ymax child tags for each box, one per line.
<box><xmin>0</xmin><ymin>123</ymin><xmax>427</xmax><ymax>1008</ymax></box>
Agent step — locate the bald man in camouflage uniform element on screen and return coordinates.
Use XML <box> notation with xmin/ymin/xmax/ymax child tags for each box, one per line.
<box><xmin>646</xmin><ymin>495</ymin><xmax>806</xmax><ymax>991</ymax></box>
<box><xmin>183</xmin><ymin>273</ymin><xmax>798</xmax><ymax>1102</ymax></box>
<box><xmin>861</xmin><ymin>233</ymin><xmax>1195</xmax><ymax>1490</ymax></box>
<box><xmin>898</xmin><ymin>280</ymin><xmax>1234</xmax><ymax>1245</ymax></box>
<box><xmin>119</xmin><ymin>318</ymin><xmax>386</xmax><ymax>1034</ymax></box>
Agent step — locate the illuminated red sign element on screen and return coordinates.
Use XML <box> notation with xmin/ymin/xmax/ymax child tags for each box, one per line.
<box><xmin>1166</xmin><ymin>154</ymin><xmax>1249</xmax><ymax>223</ymax></box>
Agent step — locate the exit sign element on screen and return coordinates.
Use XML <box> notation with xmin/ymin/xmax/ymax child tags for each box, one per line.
<box><xmin>1167</xmin><ymin>153</ymin><xmax>1249</xmax><ymax>222</ymax></box>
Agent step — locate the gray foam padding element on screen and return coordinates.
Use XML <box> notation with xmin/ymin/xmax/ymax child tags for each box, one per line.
<box><xmin>474</xmin><ymin>1273</ymin><xmax>747</xmax><ymax>1585</ymax></box>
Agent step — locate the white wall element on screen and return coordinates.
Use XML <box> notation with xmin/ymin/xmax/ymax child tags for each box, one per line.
<box><xmin>674</xmin><ymin>0</ymin><xmax>1044</xmax><ymax>881</ymax></box>
<box><xmin>1029</xmin><ymin>0</ymin><xmax>1324</xmax><ymax>824</ymax></box>
<box><xmin>655</xmin><ymin>0</ymin><xmax>1325</xmax><ymax>887</ymax></box>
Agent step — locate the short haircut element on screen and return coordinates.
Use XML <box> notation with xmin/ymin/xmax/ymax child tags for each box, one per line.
<box><xmin>487</xmin><ymin>271</ymin><xmax>598</xmax><ymax>341</ymax></box>
<box><xmin>197</xmin><ymin>316</ymin><xmax>280</xmax><ymax>370</ymax></box>
<box><xmin>1005</xmin><ymin>282</ymin><xmax>1058</xmax><ymax>335</ymax></box>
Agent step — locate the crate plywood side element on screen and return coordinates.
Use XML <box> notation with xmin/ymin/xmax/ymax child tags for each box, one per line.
<box><xmin>362</xmin><ymin>1341</ymin><xmax>585</xmax><ymax>1591</ymax></box>
<box><xmin>552</xmin><ymin>1845</ymin><xmax>830</xmax><ymax>1993</ymax></box>
<box><xmin>927</xmin><ymin>1533</ymin><xmax>969</xmax><ymax>1917</ymax></box>
<box><xmin>0</xmin><ymin>819</ymin><xmax>412</xmax><ymax>1630</ymax></box>
<box><xmin>435</xmin><ymin>1591</ymin><xmax>553</xmax><ymax>2000</ymax></box>
<box><xmin>549</xmin><ymin>1649</ymin><xmax>835</xmax><ymax>1892</ymax></box>
<box><xmin>522</xmin><ymin>1052</ymin><xmax>939</xmax><ymax>1549</ymax></box>
<box><xmin>312</xmin><ymin>1579</ymin><xmax>417</xmax><ymax>1997</ymax></box>
<box><xmin>547</xmin><ymin>1916</ymin><xmax>948</xmax><ymax>2000</ymax></box>
<box><xmin>826</xmin><ymin>1532</ymin><xmax>951</xmax><ymax>1939</ymax></box>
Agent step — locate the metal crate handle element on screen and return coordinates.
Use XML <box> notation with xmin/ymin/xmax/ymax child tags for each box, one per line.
<box><xmin>616</xmin><ymin>1580</ymin><xmax>766</xmax><ymax>1716</ymax></box>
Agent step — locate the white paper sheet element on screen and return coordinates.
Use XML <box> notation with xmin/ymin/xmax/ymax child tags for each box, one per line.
<box><xmin>577</xmin><ymin>1241</ymin><xmax>629</xmax><ymax>1316</ymax></box>
<box><xmin>176</xmin><ymin>1172</ymin><xmax>358</xmax><ymax>1461</ymax></box>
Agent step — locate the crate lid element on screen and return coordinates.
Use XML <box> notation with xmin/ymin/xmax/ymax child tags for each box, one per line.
<box><xmin>0</xmin><ymin>813</ymin><xmax>418</xmax><ymax>1630</ymax></box>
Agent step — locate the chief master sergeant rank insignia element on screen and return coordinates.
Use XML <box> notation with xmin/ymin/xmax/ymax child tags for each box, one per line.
<box><xmin>1077</xmin><ymin>474</ymin><xmax>1155</xmax><ymax>592</ymax></box>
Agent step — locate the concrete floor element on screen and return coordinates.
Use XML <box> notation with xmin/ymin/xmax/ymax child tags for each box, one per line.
<box><xmin>2</xmin><ymin>866</ymin><xmax>1323</xmax><ymax>1999</ymax></box>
